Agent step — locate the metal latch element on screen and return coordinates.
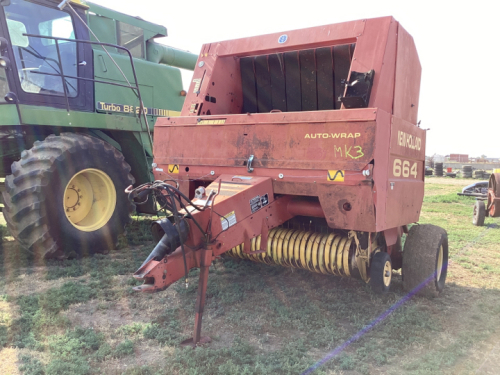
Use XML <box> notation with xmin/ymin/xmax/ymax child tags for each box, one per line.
<box><xmin>247</xmin><ymin>155</ymin><xmax>254</xmax><ymax>173</ymax></box>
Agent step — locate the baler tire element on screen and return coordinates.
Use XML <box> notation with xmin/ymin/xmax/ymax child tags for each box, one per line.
<box><xmin>1</xmin><ymin>133</ymin><xmax>135</xmax><ymax>259</ymax></box>
<box><xmin>472</xmin><ymin>200</ymin><xmax>486</xmax><ymax>226</ymax></box>
<box><xmin>402</xmin><ymin>225</ymin><xmax>448</xmax><ymax>297</ymax></box>
<box><xmin>369</xmin><ymin>251</ymin><xmax>392</xmax><ymax>294</ymax></box>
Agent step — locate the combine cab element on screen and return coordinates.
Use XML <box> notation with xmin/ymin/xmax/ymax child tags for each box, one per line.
<box><xmin>131</xmin><ymin>17</ymin><xmax>448</xmax><ymax>346</ymax></box>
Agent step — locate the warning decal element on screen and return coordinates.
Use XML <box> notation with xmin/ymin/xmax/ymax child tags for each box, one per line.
<box><xmin>168</xmin><ymin>164</ymin><xmax>179</xmax><ymax>174</ymax></box>
<box><xmin>221</xmin><ymin>211</ymin><xmax>237</xmax><ymax>231</ymax></box>
<box><xmin>327</xmin><ymin>170</ymin><xmax>344</xmax><ymax>182</ymax></box>
<box><xmin>198</xmin><ymin>119</ymin><xmax>226</xmax><ymax>125</ymax></box>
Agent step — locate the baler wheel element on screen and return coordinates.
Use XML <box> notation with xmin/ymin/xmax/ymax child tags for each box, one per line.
<box><xmin>472</xmin><ymin>200</ymin><xmax>486</xmax><ymax>226</ymax></box>
<box><xmin>369</xmin><ymin>251</ymin><xmax>392</xmax><ymax>293</ymax></box>
<box><xmin>402</xmin><ymin>225</ymin><xmax>448</xmax><ymax>296</ymax></box>
<box><xmin>2</xmin><ymin>133</ymin><xmax>135</xmax><ymax>259</ymax></box>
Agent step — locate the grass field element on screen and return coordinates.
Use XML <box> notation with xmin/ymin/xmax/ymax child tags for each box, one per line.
<box><xmin>1</xmin><ymin>177</ymin><xmax>499</xmax><ymax>375</ymax></box>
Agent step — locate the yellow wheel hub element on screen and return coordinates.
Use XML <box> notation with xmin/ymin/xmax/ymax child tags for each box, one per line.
<box><xmin>383</xmin><ymin>260</ymin><xmax>392</xmax><ymax>287</ymax></box>
<box><xmin>63</xmin><ymin>169</ymin><xmax>116</xmax><ymax>232</ymax></box>
<box><xmin>436</xmin><ymin>245</ymin><xmax>444</xmax><ymax>281</ymax></box>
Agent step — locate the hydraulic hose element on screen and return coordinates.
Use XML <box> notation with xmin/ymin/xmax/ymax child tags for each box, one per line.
<box><xmin>138</xmin><ymin>219</ymin><xmax>189</xmax><ymax>270</ymax></box>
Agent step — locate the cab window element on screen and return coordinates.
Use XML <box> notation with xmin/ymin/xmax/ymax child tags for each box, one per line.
<box><xmin>39</xmin><ymin>15</ymin><xmax>75</xmax><ymax>45</ymax></box>
<box><xmin>5</xmin><ymin>0</ymin><xmax>78</xmax><ymax>97</ymax></box>
<box><xmin>117</xmin><ymin>21</ymin><xmax>144</xmax><ymax>59</ymax></box>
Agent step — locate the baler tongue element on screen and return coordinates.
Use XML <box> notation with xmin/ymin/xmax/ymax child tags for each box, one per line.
<box><xmin>132</xmin><ymin>260</ymin><xmax>160</xmax><ymax>293</ymax></box>
<box><xmin>131</xmin><ymin>175</ymin><xmax>296</xmax><ymax>345</ymax></box>
<box><xmin>132</xmin><ymin>175</ymin><xmax>287</xmax><ymax>288</ymax></box>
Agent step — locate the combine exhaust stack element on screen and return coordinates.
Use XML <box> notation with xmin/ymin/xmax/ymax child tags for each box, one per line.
<box><xmin>132</xmin><ymin>17</ymin><xmax>449</xmax><ymax>346</ymax></box>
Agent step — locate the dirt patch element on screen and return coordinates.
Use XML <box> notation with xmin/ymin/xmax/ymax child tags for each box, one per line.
<box><xmin>96</xmin><ymin>342</ymin><xmax>168</xmax><ymax>373</ymax></box>
<box><xmin>0</xmin><ymin>347</ymin><xmax>20</xmax><ymax>375</ymax></box>
<box><xmin>63</xmin><ymin>286</ymin><xmax>180</xmax><ymax>333</ymax></box>
<box><xmin>473</xmin><ymin>332</ymin><xmax>500</xmax><ymax>375</ymax></box>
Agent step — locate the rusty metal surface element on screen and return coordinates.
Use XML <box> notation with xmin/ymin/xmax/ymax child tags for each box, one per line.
<box><xmin>155</xmin><ymin>118</ymin><xmax>376</xmax><ymax>171</ymax></box>
<box><xmin>393</xmin><ymin>24</ymin><xmax>422</xmax><ymax>124</ymax></box>
<box><xmin>349</xmin><ymin>17</ymin><xmax>393</xmax><ymax>111</ymax></box>
<box><xmin>192</xmin><ymin>248</ymin><xmax>212</xmax><ymax>345</ymax></box>
<box><xmin>487</xmin><ymin>173</ymin><xmax>500</xmax><ymax>217</ymax></box>
<box><xmin>369</xmin><ymin>19</ymin><xmax>398</xmax><ymax>115</ymax></box>
<box><xmin>201</xmin><ymin>19</ymin><xmax>365</xmax><ymax>59</ymax></box>
<box><xmin>383</xmin><ymin>113</ymin><xmax>426</xmax><ymax>229</ymax></box>
<box><xmin>287</xmin><ymin>199</ymin><xmax>325</xmax><ymax>218</ymax></box>
<box><xmin>153</xmin><ymin>113</ymin><xmax>424</xmax><ymax>232</ymax></box>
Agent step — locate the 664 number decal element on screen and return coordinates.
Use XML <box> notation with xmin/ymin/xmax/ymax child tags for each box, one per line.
<box><xmin>392</xmin><ymin>158</ymin><xmax>418</xmax><ymax>178</ymax></box>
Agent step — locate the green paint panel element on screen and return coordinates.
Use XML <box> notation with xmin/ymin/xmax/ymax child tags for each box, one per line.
<box><xmin>0</xmin><ymin>105</ymin><xmax>20</xmax><ymax>125</ymax></box>
<box><xmin>1</xmin><ymin>104</ymin><xmax>142</xmax><ymax>131</ymax></box>
<box><xmin>88</xmin><ymin>14</ymin><xmax>118</xmax><ymax>52</ymax></box>
<box><xmin>87</xmin><ymin>2</ymin><xmax>167</xmax><ymax>40</ymax></box>
<box><xmin>93</xmin><ymin>51</ymin><xmax>185</xmax><ymax>117</ymax></box>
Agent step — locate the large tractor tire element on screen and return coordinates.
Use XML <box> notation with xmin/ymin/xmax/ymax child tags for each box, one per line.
<box><xmin>2</xmin><ymin>133</ymin><xmax>135</xmax><ymax>259</ymax></box>
<box><xmin>402</xmin><ymin>224</ymin><xmax>448</xmax><ymax>296</ymax></box>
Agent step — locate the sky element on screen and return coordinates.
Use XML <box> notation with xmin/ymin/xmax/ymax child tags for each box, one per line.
<box><xmin>93</xmin><ymin>0</ymin><xmax>499</xmax><ymax>158</ymax></box>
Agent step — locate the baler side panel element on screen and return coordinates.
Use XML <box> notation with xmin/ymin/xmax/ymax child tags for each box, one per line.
<box><xmin>393</xmin><ymin>24</ymin><xmax>421</xmax><ymax>124</ymax></box>
<box><xmin>372</xmin><ymin>109</ymin><xmax>392</xmax><ymax>231</ymax></box>
<box><xmin>318</xmin><ymin>184</ymin><xmax>376</xmax><ymax>232</ymax></box>
<box><xmin>183</xmin><ymin>53</ymin><xmax>243</xmax><ymax>116</ymax></box>
<box><xmin>369</xmin><ymin>19</ymin><xmax>398</xmax><ymax>115</ymax></box>
<box><xmin>350</xmin><ymin>17</ymin><xmax>394</xmax><ymax>113</ymax></box>
<box><xmin>384</xmin><ymin>116</ymin><xmax>426</xmax><ymax>229</ymax></box>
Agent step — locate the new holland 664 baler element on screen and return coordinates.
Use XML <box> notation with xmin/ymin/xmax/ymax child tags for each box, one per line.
<box><xmin>130</xmin><ymin>16</ymin><xmax>448</xmax><ymax>346</ymax></box>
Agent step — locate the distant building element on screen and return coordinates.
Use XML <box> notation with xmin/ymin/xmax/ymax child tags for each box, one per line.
<box><xmin>486</xmin><ymin>157</ymin><xmax>500</xmax><ymax>163</ymax></box>
<box><xmin>450</xmin><ymin>154</ymin><xmax>469</xmax><ymax>162</ymax></box>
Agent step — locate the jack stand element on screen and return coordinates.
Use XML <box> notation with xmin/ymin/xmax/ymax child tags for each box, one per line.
<box><xmin>181</xmin><ymin>248</ymin><xmax>212</xmax><ymax>347</ymax></box>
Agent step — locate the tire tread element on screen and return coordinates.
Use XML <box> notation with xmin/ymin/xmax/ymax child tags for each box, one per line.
<box><xmin>3</xmin><ymin>133</ymin><xmax>135</xmax><ymax>259</ymax></box>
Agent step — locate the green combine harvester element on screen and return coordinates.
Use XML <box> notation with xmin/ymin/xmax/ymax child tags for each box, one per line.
<box><xmin>0</xmin><ymin>0</ymin><xmax>197</xmax><ymax>258</ymax></box>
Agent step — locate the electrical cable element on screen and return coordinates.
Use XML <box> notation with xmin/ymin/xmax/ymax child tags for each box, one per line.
<box><xmin>165</xmin><ymin>186</ymin><xmax>190</xmax><ymax>287</ymax></box>
<box><xmin>127</xmin><ymin>180</ymin><xmax>217</xmax><ymax>287</ymax></box>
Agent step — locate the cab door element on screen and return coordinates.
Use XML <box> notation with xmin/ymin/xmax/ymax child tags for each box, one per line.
<box><xmin>0</xmin><ymin>0</ymin><xmax>93</xmax><ymax>112</ymax></box>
